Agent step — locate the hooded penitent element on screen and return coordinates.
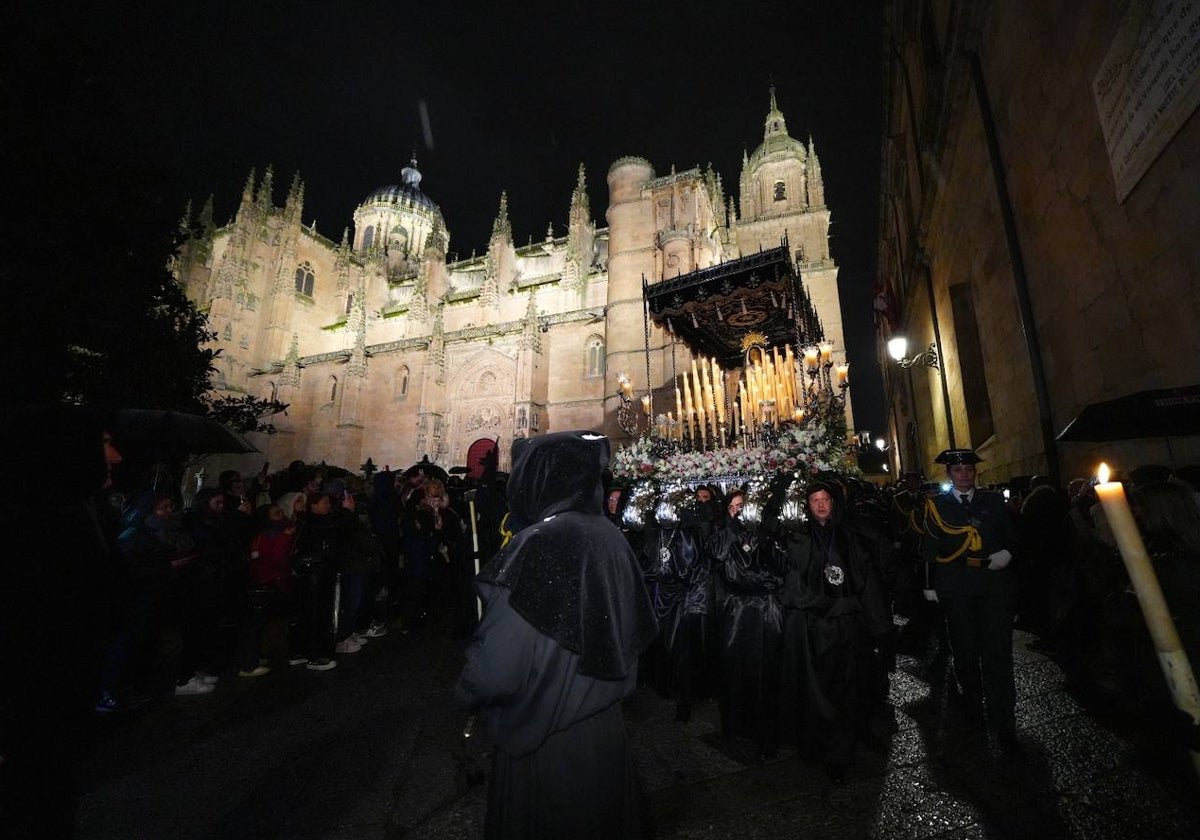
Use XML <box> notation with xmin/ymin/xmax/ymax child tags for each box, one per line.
<box><xmin>477</xmin><ymin>430</ymin><xmax>657</xmax><ymax>680</ymax></box>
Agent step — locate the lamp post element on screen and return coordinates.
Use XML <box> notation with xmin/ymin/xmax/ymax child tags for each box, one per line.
<box><xmin>887</xmin><ymin>337</ymin><xmax>941</xmax><ymax>372</ymax></box>
<box><xmin>887</xmin><ymin>334</ymin><xmax>957</xmax><ymax>460</ymax></box>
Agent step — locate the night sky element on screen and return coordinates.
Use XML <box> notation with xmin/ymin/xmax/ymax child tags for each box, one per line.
<box><xmin>8</xmin><ymin>1</ymin><xmax>885</xmax><ymax>432</ymax></box>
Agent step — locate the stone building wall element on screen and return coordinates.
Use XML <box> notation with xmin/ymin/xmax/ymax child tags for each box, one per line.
<box><xmin>878</xmin><ymin>0</ymin><xmax>1200</xmax><ymax>485</ymax></box>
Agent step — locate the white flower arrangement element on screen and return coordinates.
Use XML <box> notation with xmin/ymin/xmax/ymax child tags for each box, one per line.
<box><xmin>612</xmin><ymin>419</ymin><xmax>847</xmax><ymax>485</ymax></box>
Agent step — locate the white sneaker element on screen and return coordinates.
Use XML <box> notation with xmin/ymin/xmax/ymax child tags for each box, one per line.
<box><xmin>195</xmin><ymin>671</ymin><xmax>219</xmax><ymax>686</ymax></box>
<box><xmin>334</xmin><ymin>638</ymin><xmax>362</xmax><ymax>654</ymax></box>
<box><xmin>352</xmin><ymin>633</ymin><xmax>368</xmax><ymax>646</ymax></box>
<box><xmin>364</xmin><ymin>622</ymin><xmax>388</xmax><ymax>638</ymax></box>
<box><xmin>174</xmin><ymin>676</ymin><xmax>215</xmax><ymax>696</ymax></box>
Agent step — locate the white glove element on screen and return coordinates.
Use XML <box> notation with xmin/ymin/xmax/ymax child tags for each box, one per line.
<box><xmin>922</xmin><ymin>589</ymin><xmax>939</xmax><ymax>603</ymax></box>
<box><xmin>987</xmin><ymin>549</ymin><xmax>1012</xmax><ymax>571</ymax></box>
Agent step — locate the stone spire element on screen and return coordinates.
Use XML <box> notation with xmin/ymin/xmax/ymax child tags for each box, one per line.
<box><xmin>424</xmin><ymin>214</ymin><xmax>447</xmax><ymax>257</ymax></box>
<box><xmin>177</xmin><ymin>199</ymin><xmax>194</xmax><ymax>238</ymax></box>
<box><xmin>564</xmin><ymin>163</ymin><xmax>594</xmax><ymax>295</ymax></box>
<box><xmin>410</xmin><ymin>258</ymin><xmax>430</xmax><ymax>325</ymax></box>
<box><xmin>345</xmin><ymin>278</ymin><xmax>368</xmax><ymax>378</ymax></box>
<box><xmin>284</xmin><ymin>171</ymin><xmax>305</xmax><ymax>222</ymax></box>
<box><xmin>570</xmin><ymin>164</ymin><xmax>589</xmax><ymax>223</ymax></box>
<box><xmin>764</xmin><ymin>86</ymin><xmax>788</xmax><ymax>139</ymax></box>
<box><xmin>197</xmin><ymin>194</ymin><xmax>215</xmax><ymax>234</ymax></box>
<box><xmin>520</xmin><ymin>288</ymin><xmax>543</xmax><ymax>353</ymax></box>
<box><xmin>241</xmin><ymin>168</ymin><xmax>257</xmax><ymax>207</ymax></box>
<box><xmin>490</xmin><ymin>191</ymin><xmax>512</xmax><ymax>243</ymax></box>
<box><xmin>479</xmin><ymin>261</ymin><xmax>500</xmax><ymax>309</ymax></box>
<box><xmin>279</xmin><ymin>334</ymin><xmax>301</xmax><ymax>386</ymax></box>
<box><xmin>335</xmin><ymin>228</ymin><xmax>353</xmax><ymax>291</ymax></box>
<box><xmin>256</xmin><ymin>165</ymin><xmax>275</xmax><ymax>211</ymax></box>
<box><xmin>806</xmin><ymin>135</ymin><xmax>825</xmax><ymax>207</ymax></box>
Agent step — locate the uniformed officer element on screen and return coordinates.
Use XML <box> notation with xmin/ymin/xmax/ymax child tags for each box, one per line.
<box><xmin>921</xmin><ymin>448</ymin><xmax>1020</xmax><ymax>751</ymax></box>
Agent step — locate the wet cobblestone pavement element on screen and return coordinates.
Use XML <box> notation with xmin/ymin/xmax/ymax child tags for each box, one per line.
<box><xmin>76</xmin><ymin>624</ymin><xmax>1200</xmax><ymax>839</ymax></box>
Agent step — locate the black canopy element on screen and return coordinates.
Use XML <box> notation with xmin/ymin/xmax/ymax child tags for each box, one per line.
<box><xmin>644</xmin><ymin>243</ymin><xmax>824</xmax><ymax>368</ymax></box>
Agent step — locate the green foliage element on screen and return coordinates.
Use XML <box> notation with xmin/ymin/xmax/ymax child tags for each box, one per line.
<box><xmin>204</xmin><ymin>393</ymin><xmax>289</xmax><ymax>435</ymax></box>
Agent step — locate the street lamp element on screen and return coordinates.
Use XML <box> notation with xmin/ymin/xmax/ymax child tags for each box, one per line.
<box><xmin>887</xmin><ymin>336</ymin><xmax>941</xmax><ymax>373</ymax></box>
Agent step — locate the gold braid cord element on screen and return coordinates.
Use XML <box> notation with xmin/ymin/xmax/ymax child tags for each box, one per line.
<box><xmin>499</xmin><ymin>512</ymin><xmax>514</xmax><ymax>549</ymax></box>
<box><xmin>923</xmin><ymin>498</ymin><xmax>982</xmax><ymax>563</ymax></box>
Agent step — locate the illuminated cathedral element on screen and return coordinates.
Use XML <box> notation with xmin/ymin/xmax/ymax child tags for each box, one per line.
<box><xmin>175</xmin><ymin>90</ymin><xmax>851</xmax><ymax>470</ymax></box>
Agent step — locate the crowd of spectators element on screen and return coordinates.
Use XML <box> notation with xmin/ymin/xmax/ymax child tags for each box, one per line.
<box><xmin>94</xmin><ymin>457</ymin><xmax>483</xmax><ymax>713</ymax></box>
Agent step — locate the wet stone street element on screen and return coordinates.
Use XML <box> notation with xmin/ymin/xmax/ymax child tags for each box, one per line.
<box><xmin>76</xmin><ymin>621</ymin><xmax>1200</xmax><ymax>840</ymax></box>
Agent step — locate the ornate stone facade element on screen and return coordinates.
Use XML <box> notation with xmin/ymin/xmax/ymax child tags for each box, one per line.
<box><xmin>177</xmin><ymin>92</ymin><xmax>851</xmax><ymax>470</ymax></box>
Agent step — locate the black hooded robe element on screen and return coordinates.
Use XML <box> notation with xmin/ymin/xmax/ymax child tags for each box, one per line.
<box><xmin>639</xmin><ymin>525</ymin><xmax>711</xmax><ymax>717</ymax></box>
<box><xmin>708</xmin><ymin>519</ymin><xmax>785</xmax><ymax>753</ymax></box>
<box><xmin>779</xmin><ymin>520</ymin><xmax>892</xmax><ymax>766</ymax></box>
<box><xmin>457</xmin><ymin>431</ymin><xmax>657</xmax><ymax>840</ymax></box>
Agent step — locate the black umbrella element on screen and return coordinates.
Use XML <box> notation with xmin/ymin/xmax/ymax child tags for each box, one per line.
<box><xmin>1056</xmin><ymin>385</ymin><xmax>1200</xmax><ymax>442</ymax></box>
<box><xmin>113</xmin><ymin>409</ymin><xmax>259</xmax><ymax>455</ymax></box>
<box><xmin>402</xmin><ymin>456</ymin><xmax>450</xmax><ymax>483</ymax></box>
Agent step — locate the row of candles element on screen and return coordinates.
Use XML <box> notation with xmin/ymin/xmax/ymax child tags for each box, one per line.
<box><xmin>616</xmin><ymin>345</ymin><xmax>850</xmax><ymax>448</ymax></box>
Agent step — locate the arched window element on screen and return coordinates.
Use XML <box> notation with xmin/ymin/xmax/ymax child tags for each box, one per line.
<box><xmin>585</xmin><ymin>335</ymin><xmax>605</xmax><ymax>378</ymax></box>
<box><xmin>328</xmin><ymin>375</ymin><xmax>338</xmax><ymax>403</ymax></box>
<box><xmin>516</xmin><ymin>407</ymin><xmax>528</xmax><ymax>429</ymax></box>
<box><xmin>294</xmin><ymin>261</ymin><xmax>315</xmax><ymax>296</ymax></box>
<box><xmin>345</xmin><ymin>292</ymin><xmax>355</xmax><ymax>315</ymax></box>
<box><xmin>362</xmin><ymin>226</ymin><xmax>375</xmax><ymax>249</ymax></box>
<box><xmin>773</xmin><ymin>180</ymin><xmax>787</xmax><ymax>201</ymax></box>
<box><xmin>395</xmin><ymin>365</ymin><xmax>409</xmax><ymax>397</ymax></box>
<box><xmin>388</xmin><ymin>226</ymin><xmax>409</xmax><ymax>254</ymax></box>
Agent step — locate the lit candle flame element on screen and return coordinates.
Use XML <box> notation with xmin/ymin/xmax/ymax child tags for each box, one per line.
<box><xmin>1098</xmin><ymin>462</ymin><xmax>1111</xmax><ymax>484</ymax></box>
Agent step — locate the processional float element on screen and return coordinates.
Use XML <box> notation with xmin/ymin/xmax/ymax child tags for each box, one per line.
<box><xmin>611</xmin><ymin>240</ymin><xmax>854</xmax><ymax>529</ymax></box>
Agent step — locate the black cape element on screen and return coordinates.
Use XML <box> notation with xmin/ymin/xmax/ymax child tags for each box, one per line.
<box><xmin>779</xmin><ymin>518</ymin><xmax>891</xmax><ymax>762</ymax></box>
<box><xmin>458</xmin><ymin>431</ymin><xmax>656</xmax><ymax>839</ymax></box>
<box><xmin>708</xmin><ymin>517</ymin><xmax>785</xmax><ymax>750</ymax></box>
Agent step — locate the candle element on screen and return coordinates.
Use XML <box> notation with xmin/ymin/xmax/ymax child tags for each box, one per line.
<box><xmin>710</xmin><ymin>357</ymin><xmax>720</xmax><ymax>412</ymax></box>
<box><xmin>819</xmin><ymin>342</ymin><xmax>833</xmax><ymax>365</ymax></box>
<box><xmin>617</xmin><ymin>373</ymin><xmax>632</xmax><ymax>398</ymax></box>
<box><xmin>676</xmin><ymin>386</ymin><xmax>683</xmax><ymax>420</ymax></box>
<box><xmin>792</xmin><ymin>407</ymin><xmax>805</xmax><ymax>423</ymax></box>
<box><xmin>733</xmin><ymin>401</ymin><xmax>741</xmax><ymax>437</ymax></box>
<box><xmin>1095</xmin><ymin>463</ymin><xmax>1200</xmax><ymax>779</ymax></box>
<box><xmin>803</xmin><ymin>347</ymin><xmax>819</xmax><ymax>371</ymax></box>
<box><xmin>715</xmin><ymin>365</ymin><xmax>726</xmax><ymax>424</ymax></box>
<box><xmin>835</xmin><ymin>363</ymin><xmax>849</xmax><ymax>387</ymax></box>
<box><xmin>641</xmin><ymin>395</ymin><xmax>651</xmax><ymax>416</ymax></box>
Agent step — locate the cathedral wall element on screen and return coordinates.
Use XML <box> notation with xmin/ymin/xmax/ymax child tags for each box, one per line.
<box><xmin>360</xmin><ymin>350</ymin><xmax>426</xmax><ymax>467</ymax></box>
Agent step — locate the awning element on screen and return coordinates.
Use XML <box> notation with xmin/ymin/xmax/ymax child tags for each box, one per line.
<box><xmin>1056</xmin><ymin>385</ymin><xmax>1200</xmax><ymax>441</ymax></box>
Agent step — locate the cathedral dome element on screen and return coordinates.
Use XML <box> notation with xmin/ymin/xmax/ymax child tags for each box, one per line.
<box><xmin>361</xmin><ymin>182</ymin><xmax>439</xmax><ymax>211</ymax></box>
<box><xmin>360</xmin><ymin>157</ymin><xmax>439</xmax><ymax>211</ymax></box>
<box><xmin>353</xmin><ymin>156</ymin><xmax>448</xmax><ymax>262</ymax></box>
